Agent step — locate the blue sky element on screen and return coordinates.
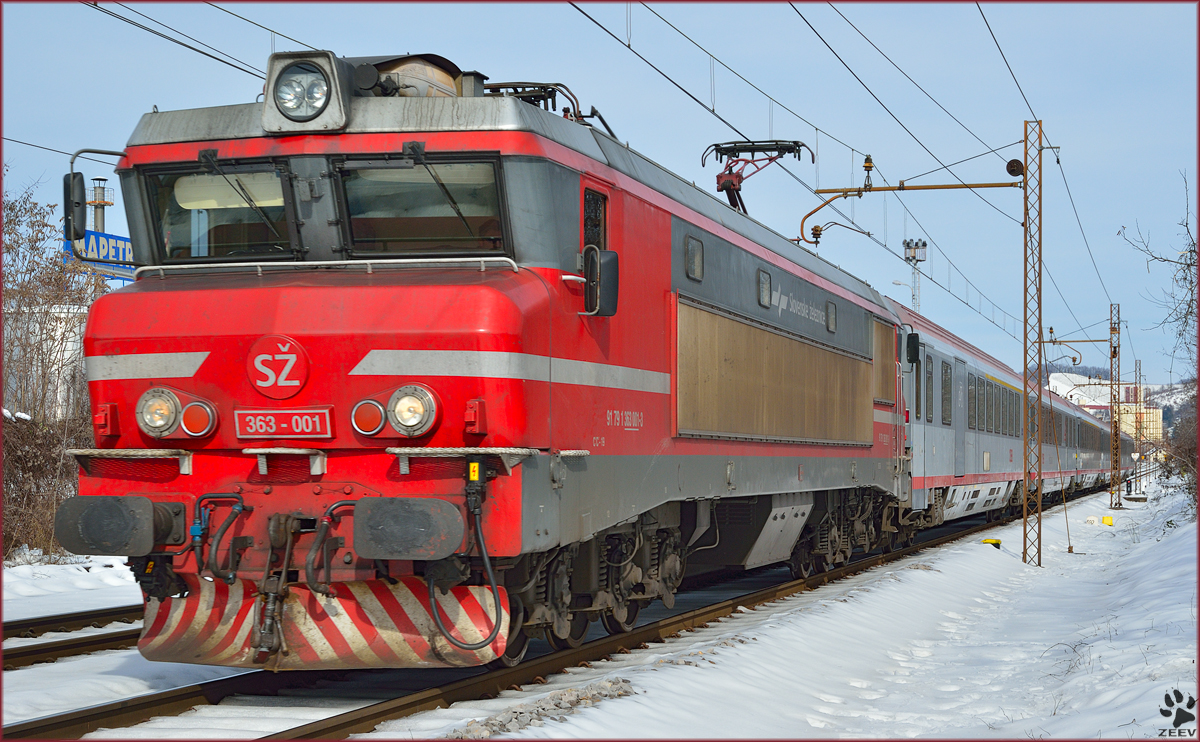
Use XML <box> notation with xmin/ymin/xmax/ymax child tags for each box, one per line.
<box><xmin>3</xmin><ymin>3</ymin><xmax>1196</xmax><ymax>383</ymax></box>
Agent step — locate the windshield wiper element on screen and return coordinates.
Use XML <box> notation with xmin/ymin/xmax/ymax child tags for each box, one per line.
<box><xmin>199</xmin><ymin>151</ymin><xmax>287</xmax><ymax>246</ymax></box>
<box><xmin>421</xmin><ymin>162</ymin><xmax>475</xmax><ymax>238</ymax></box>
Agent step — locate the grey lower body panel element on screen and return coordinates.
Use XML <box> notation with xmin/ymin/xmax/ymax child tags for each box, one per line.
<box><xmin>520</xmin><ymin>450</ymin><xmax>897</xmax><ymax>550</ymax></box>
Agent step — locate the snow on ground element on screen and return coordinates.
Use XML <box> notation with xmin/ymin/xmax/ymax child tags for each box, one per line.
<box><xmin>2</xmin><ymin>648</ymin><xmax>251</xmax><ymax>727</ymax></box>
<box><xmin>2</xmin><ymin>553</ymin><xmax>142</xmax><ymax>621</ymax></box>
<box><xmin>361</xmin><ymin>480</ymin><xmax>1197</xmax><ymax>739</ymax></box>
<box><xmin>2</xmin><ymin>553</ymin><xmax>245</xmax><ymax>727</ymax></box>
<box><xmin>2</xmin><ymin>481</ymin><xmax>1194</xmax><ymax>737</ymax></box>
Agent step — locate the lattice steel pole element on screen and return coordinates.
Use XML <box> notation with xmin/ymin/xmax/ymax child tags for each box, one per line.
<box><xmin>1109</xmin><ymin>303</ymin><xmax>1122</xmax><ymax>509</ymax></box>
<box><xmin>1134</xmin><ymin>358</ymin><xmax>1142</xmax><ymax>493</ymax></box>
<box><xmin>1022</xmin><ymin>121</ymin><xmax>1044</xmax><ymax>566</ymax></box>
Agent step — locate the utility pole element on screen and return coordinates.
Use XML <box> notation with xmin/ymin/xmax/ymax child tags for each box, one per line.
<box><xmin>1109</xmin><ymin>304</ymin><xmax>1122</xmax><ymax>509</ymax></box>
<box><xmin>1021</xmin><ymin>120</ymin><xmax>1044</xmax><ymax>567</ymax></box>
<box><xmin>1134</xmin><ymin>358</ymin><xmax>1143</xmax><ymax>494</ymax></box>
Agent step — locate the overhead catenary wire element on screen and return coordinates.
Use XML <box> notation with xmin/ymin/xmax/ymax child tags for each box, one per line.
<box><xmin>790</xmin><ymin>3</ymin><xmax>1019</xmax><ymax>227</ymax></box>
<box><xmin>2</xmin><ymin>137</ymin><xmax>120</xmax><ymax>166</ymax></box>
<box><xmin>904</xmin><ymin>141</ymin><xmax>1021</xmax><ymax>184</ymax></box>
<box><xmin>800</xmin><ymin>3</ymin><xmax>1098</xmax><ymax>359</ymax></box>
<box><xmin>639</xmin><ymin>3</ymin><xmax>1023</xmax><ymax>337</ymax></box>
<box><xmin>83</xmin><ymin>2</ymin><xmax>264</xmax><ymax>79</ymax></box>
<box><xmin>203</xmin><ymin>2</ymin><xmax>319</xmax><ymax>52</ymax></box>
<box><xmin>572</xmin><ymin>2</ymin><xmax>1021</xmax><ymax>341</ymax></box>
<box><xmin>828</xmin><ymin>3</ymin><xmax>1009</xmax><ymax>166</ymax></box>
<box><xmin>976</xmin><ymin>2</ymin><xmax>1114</xmax><ymax>307</ymax></box>
<box><xmin>836</xmin><ymin>1</ymin><xmax>1095</xmax><ymax>362</ymax></box>
<box><xmin>113</xmin><ymin>1</ymin><xmax>265</xmax><ymax>76</ymax></box>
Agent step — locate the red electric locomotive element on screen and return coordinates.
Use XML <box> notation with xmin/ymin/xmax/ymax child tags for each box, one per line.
<box><xmin>56</xmin><ymin>51</ymin><xmax>1132</xmax><ymax>670</ymax></box>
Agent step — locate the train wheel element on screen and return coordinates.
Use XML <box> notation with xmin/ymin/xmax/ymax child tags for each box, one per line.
<box><xmin>545</xmin><ymin>612</ymin><xmax>589</xmax><ymax>651</ymax></box>
<box><xmin>788</xmin><ymin>552</ymin><xmax>817</xmax><ymax>579</ymax></box>
<box><xmin>490</xmin><ymin>627</ymin><xmax>530</xmax><ymax>668</ymax></box>
<box><xmin>882</xmin><ymin>530</ymin><xmax>900</xmax><ymax>553</ymax></box>
<box><xmin>601</xmin><ymin>600</ymin><xmax>641</xmax><ymax>635</ymax></box>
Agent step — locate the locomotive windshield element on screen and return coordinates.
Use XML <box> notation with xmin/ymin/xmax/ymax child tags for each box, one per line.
<box><xmin>339</xmin><ymin>161</ymin><xmax>504</xmax><ymax>255</ymax></box>
<box><xmin>148</xmin><ymin>168</ymin><xmax>290</xmax><ymax>261</ymax></box>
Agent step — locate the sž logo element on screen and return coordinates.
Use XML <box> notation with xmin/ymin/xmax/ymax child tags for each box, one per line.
<box><xmin>246</xmin><ymin>335</ymin><xmax>309</xmax><ymax>399</ymax></box>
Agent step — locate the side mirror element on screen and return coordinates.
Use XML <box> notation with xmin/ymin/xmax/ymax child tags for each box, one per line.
<box><xmin>906</xmin><ymin>332</ymin><xmax>920</xmax><ymax>365</ymax></box>
<box><xmin>582</xmin><ymin>244</ymin><xmax>619</xmax><ymax>317</ymax></box>
<box><xmin>63</xmin><ymin>172</ymin><xmax>87</xmax><ymax>242</ymax></box>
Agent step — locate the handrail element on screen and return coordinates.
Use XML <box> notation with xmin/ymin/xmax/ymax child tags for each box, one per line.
<box><xmin>133</xmin><ymin>256</ymin><xmax>520</xmax><ymax>280</ymax></box>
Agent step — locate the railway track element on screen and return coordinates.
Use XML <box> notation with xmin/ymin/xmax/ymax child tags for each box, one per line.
<box><xmin>2</xmin><ymin>627</ymin><xmax>143</xmax><ymax>671</ymax></box>
<box><xmin>3</xmin><ymin>604</ymin><xmax>145</xmax><ymax>671</ymax></box>
<box><xmin>3</xmin><ymin>511</ymin><xmax>1016</xmax><ymax>740</ymax></box>
<box><xmin>3</xmin><ymin>604</ymin><xmax>142</xmax><ymax>641</ymax></box>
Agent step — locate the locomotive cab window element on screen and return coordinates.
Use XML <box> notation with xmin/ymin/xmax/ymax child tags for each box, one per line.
<box><xmin>147</xmin><ymin>166</ymin><xmax>290</xmax><ymax>261</ymax></box>
<box><xmin>339</xmin><ymin>160</ymin><xmax>504</xmax><ymax>255</ymax></box>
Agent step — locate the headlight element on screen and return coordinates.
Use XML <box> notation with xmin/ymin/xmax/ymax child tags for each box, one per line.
<box><xmin>274</xmin><ymin>62</ymin><xmax>329</xmax><ymax>121</ymax></box>
<box><xmin>136</xmin><ymin>388</ymin><xmax>181</xmax><ymax>437</ymax></box>
<box><xmin>387</xmin><ymin>385</ymin><xmax>436</xmax><ymax>437</ymax></box>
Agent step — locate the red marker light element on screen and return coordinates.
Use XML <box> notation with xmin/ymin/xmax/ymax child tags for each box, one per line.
<box><xmin>352</xmin><ymin>400</ymin><xmax>385</xmax><ymax>435</ymax></box>
<box><xmin>181</xmin><ymin>402</ymin><xmax>216</xmax><ymax>436</ymax></box>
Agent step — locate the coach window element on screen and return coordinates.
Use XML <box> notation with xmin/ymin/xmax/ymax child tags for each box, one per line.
<box><xmin>941</xmin><ymin>361</ymin><xmax>952</xmax><ymax>426</ymax></box>
<box><xmin>990</xmin><ymin>383</ymin><xmax>998</xmax><ymax>433</ymax></box>
<box><xmin>967</xmin><ymin>374</ymin><xmax>977</xmax><ymax>429</ymax></box>
<box><xmin>584</xmin><ymin>189</ymin><xmax>607</xmax><ymax>250</ymax></box>
<box><xmin>925</xmin><ymin>354</ymin><xmax>934</xmax><ymax>423</ymax></box>
<box><xmin>979</xmin><ymin>379</ymin><xmax>988</xmax><ymax>429</ymax></box>
<box><xmin>914</xmin><ymin>352</ymin><xmax>923</xmax><ymax>420</ymax></box>
<box><xmin>1001</xmin><ymin>390</ymin><xmax>1008</xmax><ymax>436</ymax></box>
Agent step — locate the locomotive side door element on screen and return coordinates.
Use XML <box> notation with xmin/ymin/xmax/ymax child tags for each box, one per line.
<box><xmin>954</xmin><ymin>357</ymin><xmax>967</xmax><ymax>477</ymax></box>
<box><xmin>910</xmin><ymin>343</ymin><xmax>928</xmax><ymax>509</ymax></box>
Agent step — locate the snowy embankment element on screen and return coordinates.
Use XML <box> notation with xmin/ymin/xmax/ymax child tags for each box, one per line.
<box><xmin>2</xmin><ymin>481</ymin><xmax>1195</xmax><ymax>738</ymax></box>
<box><xmin>2</xmin><ymin>555</ymin><xmax>246</xmax><ymax>726</ymax></box>
<box><xmin>363</xmin><ymin>481</ymin><xmax>1196</xmax><ymax>739</ymax></box>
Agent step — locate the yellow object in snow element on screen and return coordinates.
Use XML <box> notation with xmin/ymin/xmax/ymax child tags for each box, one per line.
<box><xmin>981</xmin><ymin>539</ymin><xmax>1001</xmax><ymax>549</ymax></box>
<box><xmin>1102</xmin><ymin>515</ymin><xmax>1114</xmax><ymax>526</ymax></box>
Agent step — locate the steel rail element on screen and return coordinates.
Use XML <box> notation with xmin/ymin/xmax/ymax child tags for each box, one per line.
<box><xmin>3</xmin><ymin>628</ymin><xmax>143</xmax><ymax>670</ymax></box>
<box><xmin>1</xmin><ymin>670</ymin><xmax>347</xmax><ymax>739</ymax></box>
<box><xmin>5</xmin><ymin>486</ymin><xmax>1110</xmax><ymax>739</ymax></box>
<box><xmin>3</xmin><ymin>604</ymin><xmax>142</xmax><ymax>641</ymax></box>
<box><xmin>264</xmin><ymin>515</ymin><xmax>1018</xmax><ymax>740</ymax></box>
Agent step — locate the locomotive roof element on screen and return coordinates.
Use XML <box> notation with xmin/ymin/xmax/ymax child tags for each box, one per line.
<box><xmin>127</xmin><ymin>95</ymin><xmax>894</xmax><ymax>319</ymax></box>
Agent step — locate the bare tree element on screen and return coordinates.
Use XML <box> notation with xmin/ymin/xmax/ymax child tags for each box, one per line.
<box><xmin>2</xmin><ymin>164</ymin><xmax>108</xmax><ymax>558</ymax></box>
<box><xmin>1120</xmin><ymin>172</ymin><xmax>1198</xmax><ymax>513</ymax></box>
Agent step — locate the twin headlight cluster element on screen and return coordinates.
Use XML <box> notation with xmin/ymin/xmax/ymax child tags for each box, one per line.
<box><xmin>136</xmin><ymin>388</ymin><xmax>215</xmax><ymax>438</ymax></box>
<box><xmin>133</xmin><ymin>386</ymin><xmax>438</xmax><ymax>439</ymax></box>
<box><xmin>273</xmin><ymin>61</ymin><xmax>330</xmax><ymax>122</ymax></box>
<box><xmin>262</xmin><ymin>51</ymin><xmax>350</xmax><ymax>134</ymax></box>
<box><xmin>352</xmin><ymin>385</ymin><xmax>437</xmax><ymax>438</ymax></box>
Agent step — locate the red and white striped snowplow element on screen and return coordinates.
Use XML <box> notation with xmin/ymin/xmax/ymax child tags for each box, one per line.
<box><xmin>138</xmin><ymin>574</ymin><xmax>508</xmax><ymax>670</ymax></box>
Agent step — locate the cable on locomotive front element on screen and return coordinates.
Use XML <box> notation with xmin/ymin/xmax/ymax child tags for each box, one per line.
<box><xmin>429</xmin><ymin>454</ymin><xmax>504</xmax><ymax>652</ymax></box>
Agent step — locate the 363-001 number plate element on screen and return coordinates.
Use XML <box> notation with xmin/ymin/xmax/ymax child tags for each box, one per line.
<box><xmin>234</xmin><ymin>407</ymin><xmax>333</xmax><ymax>438</ymax></box>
